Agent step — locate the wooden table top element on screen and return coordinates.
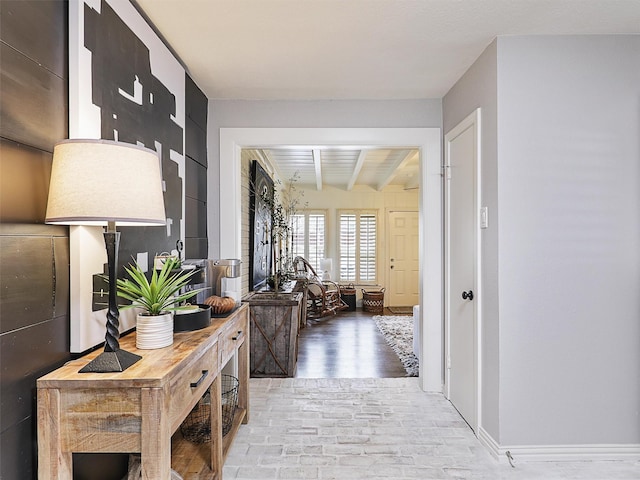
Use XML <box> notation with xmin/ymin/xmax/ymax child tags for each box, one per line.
<box><xmin>37</xmin><ymin>304</ymin><xmax>247</xmax><ymax>389</ymax></box>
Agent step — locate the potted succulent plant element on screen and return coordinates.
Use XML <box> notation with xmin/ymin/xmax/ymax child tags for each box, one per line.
<box><xmin>117</xmin><ymin>257</ymin><xmax>201</xmax><ymax>349</ymax></box>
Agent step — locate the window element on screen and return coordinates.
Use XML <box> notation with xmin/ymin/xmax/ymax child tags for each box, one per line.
<box><xmin>339</xmin><ymin>210</ymin><xmax>377</xmax><ymax>283</ymax></box>
<box><xmin>290</xmin><ymin>211</ymin><xmax>326</xmax><ymax>273</ymax></box>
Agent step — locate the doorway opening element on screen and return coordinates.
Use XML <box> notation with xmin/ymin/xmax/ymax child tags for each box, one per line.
<box><xmin>217</xmin><ymin>128</ymin><xmax>442</xmax><ymax>392</ymax></box>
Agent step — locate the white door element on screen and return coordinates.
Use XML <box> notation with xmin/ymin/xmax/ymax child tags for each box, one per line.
<box><xmin>444</xmin><ymin>109</ymin><xmax>480</xmax><ymax>432</ymax></box>
<box><xmin>388</xmin><ymin>211</ymin><xmax>419</xmax><ymax>306</ymax></box>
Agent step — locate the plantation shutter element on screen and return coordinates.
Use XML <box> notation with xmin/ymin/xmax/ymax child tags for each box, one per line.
<box><xmin>290</xmin><ymin>211</ymin><xmax>326</xmax><ymax>273</ymax></box>
<box><xmin>339</xmin><ymin>213</ymin><xmax>357</xmax><ymax>281</ymax></box>
<box><xmin>339</xmin><ymin>211</ymin><xmax>377</xmax><ymax>283</ymax></box>
<box><xmin>290</xmin><ymin>214</ymin><xmax>305</xmax><ymax>260</ymax></box>
<box><xmin>308</xmin><ymin>213</ymin><xmax>325</xmax><ymax>272</ymax></box>
<box><xmin>359</xmin><ymin>214</ymin><xmax>376</xmax><ymax>281</ymax></box>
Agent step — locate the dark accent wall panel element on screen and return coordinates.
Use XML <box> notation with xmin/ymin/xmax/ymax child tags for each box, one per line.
<box><xmin>0</xmin><ymin>235</ymin><xmax>56</xmax><ymax>333</ymax></box>
<box><xmin>0</xmin><ymin>0</ymin><xmax>67</xmax><ymax>77</ymax></box>
<box><xmin>0</xmin><ymin>139</ymin><xmax>53</xmax><ymax>223</ymax></box>
<box><xmin>185</xmin><ymin>196</ymin><xmax>207</xmax><ymax>239</ymax></box>
<box><xmin>185</xmin><ymin>116</ymin><xmax>207</xmax><ymax>168</ymax></box>
<box><xmin>184</xmin><ymin>74</ymin><xmax>208</xmax><ymax>260</ymax></box>
<box><xmin>185</xmin><ymin>237</ymin><xmax>208</xmax><ymax>259</ymax></box>
<box><xmin>0</xmin><ymin>314</ymin><xmax>69</xmax><ymax>432</ymax></box>
<box><xmin>0</xmin><ymin>43</ymin><xmax>68</xmax><ymax>152</ymax></box>
<box><xmin>0</xmin><ymin>226</ymin><xmax>70</xmax><ymax>479</ymax></box>
<box><xmin>185</xmin><ymin>155</ymin><xmax>207</xmax><ymax>201</ymax></box>
<box><xmin>0</xmin><ymin>5</ymin><xmax>208</xmax><ymax>478</ymax></box>
<box><xmin>0</xmin><ymin>1</ymin><xmax>69</xmax><ymax>478</ymax></box>
<box><xmin>0</xmin><ymin>418</ymin><xmax>34</xmax><ymax>480</ymax></box>
<box><xmin>186</xmin><ymin>73</ymin><xmax>208</xmax><ymax>132</ymax></box>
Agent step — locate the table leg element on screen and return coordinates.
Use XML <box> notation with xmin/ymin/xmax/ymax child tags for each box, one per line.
<box><xmin>37</xmin><ymin>388</ymin><xmax>72</xmax><ymax>479</ymax></box>
<box><xmin>141</xmin><ymin>387</ymin><xmax>171</xmax><ymax>479</ymax></box>
<box><xmin>238</xmin><ymin>339</ymin><xmax>250</xmax><ymax>424</ymax></box>
<box><xmin>210</xmin><ymin>375</ymin><xmax>223</xmax><ymax>478</ymax></box>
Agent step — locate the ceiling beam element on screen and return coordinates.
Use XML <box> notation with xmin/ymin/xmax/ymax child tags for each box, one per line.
<box><xmin>376</xmin><ymin>150</ymin><xmax>416</xmax><ymax>191</ymax></box>
<box><xmin>347</xmin><ymin>149</ymin><xmax>368</xmax><ymax>191</ymax></box>
<box><xmin>312</xmin><ymin>149</ymin><xmax>322</xmax><ymax>191</ymax></box>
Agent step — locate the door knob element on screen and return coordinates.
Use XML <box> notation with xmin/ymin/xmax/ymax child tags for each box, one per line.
<box><xmin>462</xmin><ymin>290</ymin><xmax>474</xmax><ymax>301</ymax></box>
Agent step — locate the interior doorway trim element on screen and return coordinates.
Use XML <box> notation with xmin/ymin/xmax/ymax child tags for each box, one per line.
<box><xmin>218</xmin><ymin>127</ymin><xmax>442</xmax><ymax>392</ymax></box>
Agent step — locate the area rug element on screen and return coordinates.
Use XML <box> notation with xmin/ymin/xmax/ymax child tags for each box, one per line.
<box><xmin>373</xmin><ymin>315</ymin><xmax>419</xmax><ymax>377</ymax></box>
<box><xmin>387</xmin><ymin>306</ymin><xmax>414</xmax><ymax>315</ymax></box>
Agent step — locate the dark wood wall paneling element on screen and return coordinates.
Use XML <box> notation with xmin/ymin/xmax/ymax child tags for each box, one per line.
<box><xmin>0</xmin><ymin>0</ymin><xmax>68</xmax><ymax>152</ymax></box>
<box><xmin>0</xmin><ymin>4</ymin><xmax>209</xmax><ymax>477</ymax></box>
<box><xmin>0</xmin><ymin>2</ymin><xmax>70</xmax><ymax>478</ymax></box>
<box><xmin>184</xmin><ymin>74</ymin><xmax>208</xmax><ymax>259</ymax></box>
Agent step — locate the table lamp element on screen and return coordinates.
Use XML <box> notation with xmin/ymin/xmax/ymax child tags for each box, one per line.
<box><xmin>45</xmin><ymin>139</ymin><xmax>166</xmax><ymax>372</ymax></box>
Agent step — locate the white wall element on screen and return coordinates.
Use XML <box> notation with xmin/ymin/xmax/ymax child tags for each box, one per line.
<box><xmin>497</xmin><ymin>35</ymin><xmax>640</xmax><ymax>446</ymax></box>
<box><xmin>207</xmin><ymin>99</ymin><xmax>442</xmax><ymax>257</ymax></box>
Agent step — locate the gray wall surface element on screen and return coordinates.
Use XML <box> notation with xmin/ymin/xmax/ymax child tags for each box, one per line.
<box><xmin>497</xmin><ymin>35</ymin><xmax>640</xmax><ymax>446</ymax></box>
<box><xmin>207</xmin><ymin>99</ymin><xmax>442</xmax><ymax>257</ymax></box>
<box><xmin>443</xmin><ymin>39</ymin><xmax>500</xmax><ymax>442</ymax></box>
<box><xmin>445</xmin><ymin>34</ymin><xmax>640</xmax><ymax>448</ymax></box>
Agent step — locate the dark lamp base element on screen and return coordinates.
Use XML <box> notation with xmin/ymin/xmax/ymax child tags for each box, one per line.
<box><xmin>79</xmin><ymin>349</ymin><xmax>142</xmax><ymax>373</ymax></box>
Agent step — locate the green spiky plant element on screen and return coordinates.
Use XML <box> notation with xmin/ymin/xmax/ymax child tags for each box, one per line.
<box><xmin>117</xmin><ymin>257</ymin><xmax>202</xmax><ymax>316</ymax></box>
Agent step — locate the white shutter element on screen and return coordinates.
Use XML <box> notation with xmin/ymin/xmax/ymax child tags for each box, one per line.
<box><xmin>339</xmin><ymin>211</ymin><xmax>377</xmax><ymax>283</ymax></box>
<box><xmin>308</xmin><ymin>213</ymin><xmax>325</xmax><ymax>272</ymax></box>
<box><xmin>339</xmin><ymin>213</ymin><xmax>356</xmax><ymax>281</ymax></box>
<box><xmin>290</xmin><ymin>214</ymin><xmax>305</xmax><ymax>260</ymax></box>
<box><xmin>290</xmin><ymin>211</ymin><xmax>326</xmax><ymax>273</ymax></box>
<box><xmin>359</xmin><ymin>214</ymin><xmax>376</xmax><ymax>281</ymax></box>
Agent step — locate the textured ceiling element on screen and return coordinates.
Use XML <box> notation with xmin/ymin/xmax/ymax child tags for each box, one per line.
<box><xmin>135</xmin><ymin>0</ymin><xmax>640</xmax><ymax>100</ymax></box>
<box><xmin>134</xmin><ymin>0</ymin><xmax>640</xmax><ymax>190</ymax></box>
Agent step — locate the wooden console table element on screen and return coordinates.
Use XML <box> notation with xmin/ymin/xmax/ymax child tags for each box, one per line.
<box><xmin>37</xmin><ymin>303</ymin><xmax>249</xmax><ymax>480</ymax></box>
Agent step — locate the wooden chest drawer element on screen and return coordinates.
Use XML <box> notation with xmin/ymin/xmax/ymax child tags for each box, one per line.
<box><xmin>218</xmin><ymin>310</ymin><xmax>248</xmax><ymax>366</ymax></box>
<box><xmin>168</xmin><ymin>341</ymin><xmax>217</xmax><ymax>432</ymax></box>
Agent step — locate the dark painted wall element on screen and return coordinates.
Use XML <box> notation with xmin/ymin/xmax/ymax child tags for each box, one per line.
<box><xmin>0</xmin><ymin>1</ymin><xmax>208</xmax><ymax>477</ymax></box>
<box><xmin>0</xmin><ymin>1</ymin><xmax>70</xmax><ymax>478</ymax></box>
<box><xmin>185</xmin><ymin>75</ymin><xmax>208</xmax><ymax>259</ymax></box>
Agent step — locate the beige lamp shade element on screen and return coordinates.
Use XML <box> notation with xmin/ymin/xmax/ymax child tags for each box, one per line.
<box><xmin>45</xmin><ymin>139</ymin><xmax>166</xmax><ymax>226</ymax></box>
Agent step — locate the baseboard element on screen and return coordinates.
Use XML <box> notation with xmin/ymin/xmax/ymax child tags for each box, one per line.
<box><xmin>477</xmin><ymin>427</ymin><xmax>503</xmax><ymax>462</ymax></box>
<box><xmin>477</xmin><ymin>427</ymin><xmax>640</xmax><ymax>463</ymax></box>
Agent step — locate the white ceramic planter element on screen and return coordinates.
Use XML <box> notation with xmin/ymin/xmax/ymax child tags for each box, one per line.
<box><xmin>136</xmin><ymin>312</ymin><xmax>173</xmax><ymax>349</ymax></box>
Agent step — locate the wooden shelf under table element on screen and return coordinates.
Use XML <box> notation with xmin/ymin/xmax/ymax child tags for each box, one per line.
<box><xmin>171</xmin><ymin>407</ymin><xmax>247</xmax><ymax>479</ymax></box>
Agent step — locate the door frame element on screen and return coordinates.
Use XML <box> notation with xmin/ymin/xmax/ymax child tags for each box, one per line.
<box><xmin>217</xmin><ymin>127</ymin><xmax>443</xmax><ymax>392</ymax></box>
<box><xmin>443</xmin><ymin>109</ymin><xmax>482</xmax><ymax>432</ymax></box>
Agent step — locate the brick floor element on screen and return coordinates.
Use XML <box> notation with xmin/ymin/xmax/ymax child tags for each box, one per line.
<box><xmin>222</xmin><ymin>378</ymin><xmax>639</xmax><ymax>479</ymax></box>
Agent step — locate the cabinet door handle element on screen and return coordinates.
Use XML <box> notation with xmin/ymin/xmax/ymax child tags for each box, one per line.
<box><xmin>232</xmin><ymin>330</ymin><xmax>243</xmax><ymax>341</ymax></box>
<box><xmin>190</xmin><ymin>370</ymin><xmax>209</xmax><ymax>388</ymax></box>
